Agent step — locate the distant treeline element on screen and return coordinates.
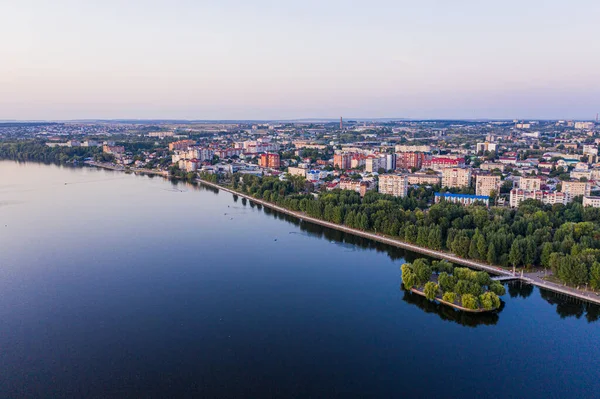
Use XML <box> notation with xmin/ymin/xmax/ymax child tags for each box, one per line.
<box><xmin>0</xmin><ymin>141</ymin><xmax>100</xmax><ymax>163</ymax></box>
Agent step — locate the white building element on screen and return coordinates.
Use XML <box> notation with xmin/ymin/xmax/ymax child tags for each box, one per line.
<box><xmin>519</xmin><ymin>177</ymin><xmax>542</xmax><ymax>191</ymax></box>
<box><xmin>583</xmin><ymin>196</ymin><xmax>600</xmax><ymax>208</ymax></box>
<box><xmin>287</xmin><ymin>167</ymin><xmax>308</xmax><ymax>178</ymax></box>
<box><xmin>378</xmin><ymin>174</ymin><xmax>408</xmax><ymax>198</ymax></box>
<box><xmin>510</xmin><ymin>189</ymin><xmax>567</xmax><ymax>207</ymax></box>
<box><xmin>441</xmin><ymin>168</ymin><xmax>472</xmax><ymax>188</ymax></box>
<box><xmin>575</xmin><ymin>122</ymin><xmax>595</xmax><ymax>130</ymax></box>
<box><xmin>475</xmin><ymin>175</ymin><xmax>501</xmax><ymax>197</ymax></box>
<box><xmin>561</xmin><ymin>181</ymin><xmax>591</xmax><ymax>199</ymax></box>
<box><xmin>476</xmin><ymin>142</ymin><xmax>498</xmax><ymax>153</ymax></box>
<box><xmin>583</xmin><ymin>145</ymin><xmax>599</xmax><ymax>157</ymax></box>
<box><xmin>365</xmin><ymin>155</ymin><xmax>387</xmax><ymax>173</ymax></box>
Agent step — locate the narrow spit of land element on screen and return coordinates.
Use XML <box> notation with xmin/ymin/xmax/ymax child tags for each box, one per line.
<box><xmin>196</xmin><ymin>178</ymin><xmax>600</xmax><ymax>307</ymax></box>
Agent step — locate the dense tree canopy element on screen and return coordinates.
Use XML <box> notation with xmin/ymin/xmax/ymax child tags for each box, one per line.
<box><xmin>0</xmin><ymin>141</ymin><xmax>100</xmax><ymax>163</ymax></box>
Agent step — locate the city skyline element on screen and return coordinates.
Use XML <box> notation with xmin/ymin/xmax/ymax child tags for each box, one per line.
<box><xmin>2</xmin><ymin>0</ymin><xmax>600</xmax><ymax>120</ymax></box>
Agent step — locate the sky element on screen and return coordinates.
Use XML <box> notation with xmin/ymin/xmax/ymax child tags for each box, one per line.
<box><xmin>1</xmin><ymin>0</ymin><xmax>599</xmax><ymax>121</ymax></box>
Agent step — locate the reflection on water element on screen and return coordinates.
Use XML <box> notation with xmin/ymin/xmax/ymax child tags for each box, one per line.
<box><xmin>194</xmin><ymin>180</ymin><xmax>600</xmax><ymax>324</ymax></box>
<box><xmin>400</xmin><ymin>287</ymin><xmax>502</xmax><ymax>327</ymax></box>
<box><xmin>540</xmin><ymin>288</ymin><xmax>600</xmax><ymax>323</ymax></box>
<box><xmin>508</xmin><ymin>281</ymin><xmax>534</xmax><ymax>298</ymax></box>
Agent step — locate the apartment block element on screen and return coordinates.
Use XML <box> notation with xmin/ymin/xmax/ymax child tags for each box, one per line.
<box><xmin>510</xmin><ymin>189</ymin><xmax>567</xmax><ymax>207</ymax></box>
<box><xmin>561</xmin><ymin>181</ymin><xmax>591</xmax><ymax>199</ymax></box>
<box><xmin>441</xmin><ymin>168</ymin><xmax>472</xmax><ymax>188</ymax></box>
<box><xmin>406</xmin><ymin>173</ymin><xmax>441</xmax><ymax>185</ymax></box>
<box><xmin>396</xmin><ymin>152</ymin><xmax>425</xmax><ymax>170</ymax></box>
<box><xmin>259</xmin><ymin>153</ymin><xmax>280</xmax><ymax>169</ymax></box>
<box><xmin>519</xmin><ymin>177</ymin><xmax>542</xmax><ymax>191</ymax></box>
<box><xmin>475</xmin><ymin>174</ymin><xmax>501</xmax><ymax>197</ymax></box>
<box><xmin>365</xmin><ymin>155</ymin><xmax>387</xmax><ymax>173</ymax></box>
<box><xmin>378</xmin><ymin>174</ymin><xmax>408</xmax><ymax>198</ymax></box>
<box><xmin>334</xmin><ymin>153</ymin><xmax>352</xmax><ymax>169</ymax></box>
<box><xmin>583</xmin><ymin>196</ymin><xmax>600</xmax><ymax>208</ymax></box>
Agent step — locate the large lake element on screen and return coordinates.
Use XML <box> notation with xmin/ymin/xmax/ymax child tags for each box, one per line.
<box><xmin>1</xmin><ymin>161</ymin><xmax>599</xmax><ymax>398</ymax></box>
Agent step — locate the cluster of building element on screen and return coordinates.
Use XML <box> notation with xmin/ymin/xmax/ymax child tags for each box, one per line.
<box><xmin>19</xmin><ymin>117</ymin><xmax>600</xmax><ymax>209</ymax></box>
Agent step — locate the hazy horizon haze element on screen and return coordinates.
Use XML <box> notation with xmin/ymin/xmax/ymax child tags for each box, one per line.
<box><xmin>2</xmin><ymin>0</ymin><xmax>599</xmax><ymax>120</ymax></box>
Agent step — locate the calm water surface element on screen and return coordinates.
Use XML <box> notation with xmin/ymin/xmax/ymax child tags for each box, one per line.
<box><xmin>1</xmin><ymin>161</ymin><xmax>599</xmax><ymax>398</ymax></box>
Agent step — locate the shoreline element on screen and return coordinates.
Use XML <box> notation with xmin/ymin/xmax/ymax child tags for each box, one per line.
<box><xmin>196</xmin><ymin>178</ymin><xmax>600</xmax><ymax>307</ymax></box>
<box><xmin>84</xmin><ymin>161</ymin><xmax>169</xmax><ymax>177</ymax></box>
<box><xmin>409</xmin><ymin>288</ymin><xmax>493</xmax><ymax>313</ymax></box>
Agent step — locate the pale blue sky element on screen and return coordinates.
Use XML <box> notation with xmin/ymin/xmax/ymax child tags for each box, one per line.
<box><xmin>1</xmin><ymin>0</ymin><xmax>599</xmax><ymax>120</ymax></box>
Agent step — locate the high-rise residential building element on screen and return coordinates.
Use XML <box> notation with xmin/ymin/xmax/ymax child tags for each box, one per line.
<box><xmin>515</xmin><ymin>123</ymin><xmax>531</xmax><ymax>129</ymax></box>
<box><xmin>475</xmin><ymin>174</ymin><xmax>501</xmax><ymax>197</ymax></box>
<box><xmin>561</xmin><ymin>181</ymin><xmax>591</xmax><ymax>199</ymax></box>
<box><xmin>259</xmin><ymin>153</ymin><xmax>280</xmax><ymax>169</ymax></box>
<box><xmin>441</xmin><ymin>168</ymin><xmax>472</xmax><ymax>188</ymax></box>
<box><xmin>396</xmin><ymin>152</ymin><xmax>425</xmax><ymax>170</ymax></box>
<box><xmin>574</xmin><ymin>122</ymin><xmax>595</xmax><ymax>130</ymax></box>
<box><xmin>583</xmin><ymin>145</ymin><xmax>599</xmax><ymax>156</ymax></box>
<box><xmin>518</xmin><ymin>177</ymin><xmax>542</xmax><ymax>191</ymax></box>
<box><xmin>423</xmin><ymin>157</ymin><xmax>466</xmax><ymax>170</ymax></box>
<box><xmin>378</xmin><ymin>174</ymin><xmax>408</xmax><ymax>198</ymax></box>
<box><xmin>350</xmin><ymin>154</ymin><xmax>366</xmax><ymax>168</ymax></box>
<box><xmin>365</xmin><ymin>155</ymin><xmax>387</xmax><ymax>173</ymax></box>
<box><xmin>476</xmin><ymin>142</ymin><xmax>498</xmax><ymax>154</ymax></box>
<box><xmin>168</xmin><ymin>140</ymin><xmax>196</xmax><ymax>151</ymax></box>
<box><xmin>334</xmin><ymin>153</ymin><xmax>352</xmax><ymax>169</ymax></box>
<box><xmin>386</xmin><ymin>154</ymin><xmax>396</xmax><ymax>171</ymax></box>
<box><xmin>510</xmin><ymin>189</ymin><xmax>567</xmax><ymax>207</ymax></box>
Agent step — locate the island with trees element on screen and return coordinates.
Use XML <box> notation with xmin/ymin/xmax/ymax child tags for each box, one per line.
<box><xmin>401</xmin><ymin>258</ymin><xmax>506</xmax><ymax>312</ymax></box>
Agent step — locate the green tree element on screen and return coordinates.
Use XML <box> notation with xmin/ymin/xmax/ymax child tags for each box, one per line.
<box><xmin>475</xmin><ymin>271</ymin><xmax>492</xmax><ymax>286</ymax></box>
<box><xmin>423</xmin><ymin>282</ymin><xmax>439</xmax><ymax>301</ymax></box>
<box><xmin>412</xmin><ymin>259</ymin><xmax>432</xmax><ymax>286</ymax></box>
<box><xmin>489</xmin><ymin>281</ymin><xmax>506</xmax><ymax>296</ymax></box>
<box><xmin>442</xmin><ymin>291</ymin><xmax>457</xmax><ymax>303</ymax></box>
<box><xmin>403</xmin><ymin>272</ymin><xmax>416</xmax><ymax>289</ymax></box>
<box><xmin>452</xmin><ymin>235</ymin><xmax>471</xmax><ymax>258</ymax></box>
<box><xmin>540</xmin><ymin>242</ymin><xmax>553</xmax><ymax>268</ymax></box>
<box><xmin>509</xmin><ymin>239</ymin><xmax>524</xmax><ymax>267</ymax></box>
<box><xmin>461</xmin><ymin>294</ymin><xmax>478</xmax><ymax>310</ymax></box>
<box><xmin>479</xmin><ymin>292</ymin><xmax>501</xmax><ymax>310</ymax></box>
<box><xmin>590</xmin><ymin>262</ymin><xmax>600</xmax><ymax>290</ymax></box>
<box><xmin>487</xmin><ymin>242</ymin><xmax>497</xmax><ymax>264</ymax></box>
<box><xmin>438</xmin><ymin>272</ymin><xmax>457</xmax><ymax>292</ymax></box>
